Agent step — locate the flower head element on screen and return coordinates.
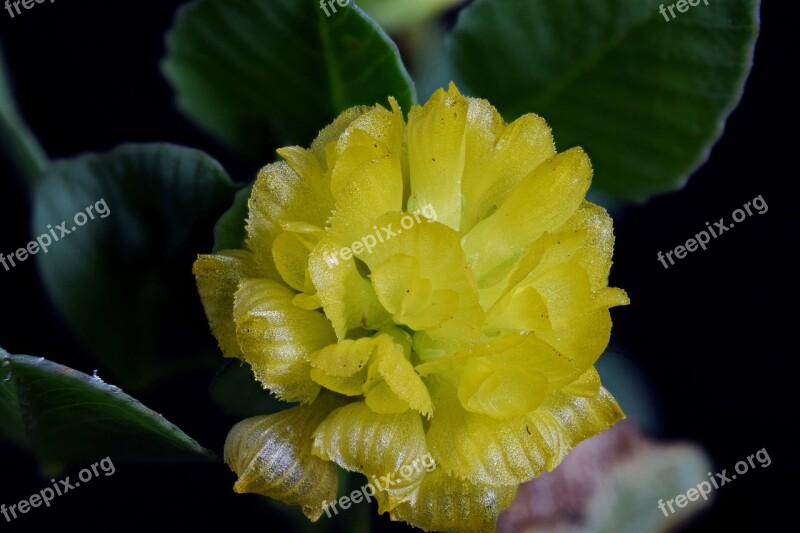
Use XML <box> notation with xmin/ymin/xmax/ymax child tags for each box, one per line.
<box><xmin>195</xmin><ymin>83</ymin><xmax>628</xmax><ymax>532</ymax></box>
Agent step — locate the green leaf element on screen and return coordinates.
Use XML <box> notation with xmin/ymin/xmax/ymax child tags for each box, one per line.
<box><xmin>0</xmin><ymin>348</ymin><xmax>214</xmax><ymax>473</ymax></box>
<box><xmin>162</xmin><ymin>0</ymin><xmax>416</xmax><ymax>160</ymax></box>
<box><xmin>0</xmin><ymin>358</ymin><xmax>26</xmax><ymax>448</ymax></box>
<box><xmin>358</xmin><ymin>0</ymin><xmax>462</xmax><ymax>31</ymax></box>
<box><xmin>214</xmin><ymin>183</ymin><xmax>252</xmax><ymax>251</ymax></box>
<box><xmin>0</xmin><ymin>45</ymin><xmax>49</xmax><ymax>185</ymax></box>
<box><xmin>32</xmin><ymin>143</ymin><xmax>239</xmax><ymax>390</ymax></box>
<box><xmin>450</xmin><ymin>0</ymin><xmax>760</xmax><ymax>201</ymax></box>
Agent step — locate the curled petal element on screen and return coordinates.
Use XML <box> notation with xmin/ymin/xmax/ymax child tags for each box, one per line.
<box><xmin>407</xmin><ymin>82</ymin><xmax>468</xmax><ymax>230</ymax></box>
<box><xmin>193</xmin><ymin>250</ymin><xmax>260</xmax><ymax>359</ymax></box>
<box><xmin>365</xmin><ymin>215</ymin><xmax>485</xmax><ymax>358</ymax></box>
<box><xmin>462</xmin><ymin>147</ymin><xmax>592</xmax><ymax>283</ymax></box>
<box><xmin>308</xmin><ymin>237</ymin><xmax>392</xmax><ymax>339</ymax></box>
<box><xmin>309</xmin><ymin>338</ymin><xmax>375</xmax><ymax>396</ymax></box>
<box><xmin>418</xmin><ymin>332</ymin><xmax>581</xmax><ymax>392</ymax></box>
<box><xmin>327</xmin><ymin>100</ymin><xmax>406</xmax><ymax>246</ymax></box>
<box><xmin>224</xmin><ymin>395</ymin><xmax>346</xmax><ymax>521</ymax></box>
<box><xmin>372</xmin><ymin>255</ymin><xmax>459</xmax><ymax>330</ymax></box>
<box><xmin>426</xmin><ymin>374</ymin><xmax>624</xmax><ymax>486</ymax></box>
<box><xmin>389</xmin><ymin>468</ymin><xmax>518</xmax><ymax>533</ymax></box>
<box><xmin>247</xmin><ymin>152</ymin><xmax>334</xmax><ymax>281</ymax></box>
<box><xmin>309</xmin><ymin>106</ymin><xmax>373</xmax><ymax>168</ymax></box>
<box><xmin>364</xmin><ymin>335</ymin><xmax>433</xmax><ymax>416</ymax></box>
<box><xmin>271</xmin><ymin>231</ymin><xmax>316</xmax><ymax>292</ymax></box>
<box><xmin>234</xmin><ymin>279</ymin><xmax>335</xmax><ymax>402</ymax></box>
<box><xmin>312</xmin><ymin>401</ymin><xmax>429</xmax><ymax>511</ymax></box>
<box><xmin>458</xmin><ymin>355</ymin><xmax>548</xmax><ymax>419</ymax></box>
<box><xmin>460</xmin><ymin>99</ymin><xmax>556</xmax><ymax>235</ymax></box>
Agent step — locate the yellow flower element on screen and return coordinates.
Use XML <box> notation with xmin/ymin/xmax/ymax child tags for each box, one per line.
<box><xmin>194</xmin><ymin>82</ymin><xmax>628</xmax><ymax>532</ymax></box>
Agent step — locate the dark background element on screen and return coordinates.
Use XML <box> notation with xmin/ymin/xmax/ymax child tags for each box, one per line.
<box><xmin>0</xmin><ymin>0</ymin><xmax>795</xmax><ymax>530</ymax></box>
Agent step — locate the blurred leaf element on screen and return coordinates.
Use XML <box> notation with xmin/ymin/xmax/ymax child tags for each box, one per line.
<box><xmin>451</xmin><ymin>0</ymin><xmax>760</xmax><ymax>201</ymax></box>
<box><xmin>214</xmin><ymin>183</ymin><xmax>252</xmax><ymax>251</ymax></box>
<box><xmin>33</xmin><ymin>143</ymin><xmax>239</xmax><ymax>390</ymax></box>
<box><xmin>498</xmin><ymin>422</ymin><xmax>714</xmax><ymax>533</ymax></box>
<box><xmin>358</xmin><ymin>0</ymin><xmax>462</xmax><ymax>31</ymax></box>
<box><xmin>162</xmin><ymin>0</ymin><xmax>416</xmax><ymax>160</ymax></box>
<box><xmin>0</xmin><ymin>348</ymin><xmax>214</xmax><ymax>474</ymax></box>
<box><xmin>210</xmin><ymin>360</ymin><xmax>294</xmax><ymax>418</ymax></box>
<box><xmin>0</xmin><ymin>45</ymin><xmax>48</xmax><ymax>185</ymax></box>
<box><xmin>584</xmin><ymin>437</ymin><xmax>713</xmax><ymax>532</ymax></box>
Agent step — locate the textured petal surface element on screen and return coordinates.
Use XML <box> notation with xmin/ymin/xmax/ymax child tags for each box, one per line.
<box><xmin>233</xmin><ymin>279</ymin><xmax>335</xmax><ymax>403</ymax></box>
<box><xmin>389</xmin><ymin>468</ymin><xmax>518</xmax><ymax>533</ymax></box>
<box><xmin>193</xmin><ymin>249</ymin><xmax>260</xmax><ymax>359</ymax></box>
<box><xmin>407</xmin><ymin>83</ymin><xmax>468</xmax><ymax>230</ymax></box>
<box><xmin>308</xmin><ymin>237</ymin><xmax>392</xmax><ymax>339</ymax></box>
<box><xmin>312</xmin><ymin>401</ymin><xmax>429</xmax><ymax>510</ymax></box>
<box><xmin>425</xmin><ymin>376</ymin><xmax>624</xmax><ymax>486</ymax></box>
<box><xmin>462</xmin><ymin>148</ymin><xmax>592</xmax><ymax>283</ymax></box>
<box><xmin>327</xmin><ymin>100</ymin><xmax>406</xmax><ymax>247</ymax></box>
<box><xmin>247</xmin><ymin>160</ymin><xmax>331</xmax><ymax>282</ymax></box>
<box><xmin>224</xmin><ymin>394</ymin><xmax>345</xmax><ymax>521</ymax></box>
<box><xmin>460</xmin><ymin>100</ymin><xmax>556</xmax><ymax>235</ymax></box>
<box><xmin>365</xmin><ymin>214</ymin><xmax>485</xmax><ymax>359</ymax></box>
<box><xmin>366</xmin><ymin>334</ymin><xmax>433</xmax><ymax>416</ymax></box>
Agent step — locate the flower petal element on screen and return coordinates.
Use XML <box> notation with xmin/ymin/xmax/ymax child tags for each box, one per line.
<box><xmin>309</xmin><ymin>105</ymin><xmax>376</xmax><ymax>170</ymax></box>
<box><xmin>371</xmin><ymin>255</ymin><xmax>460</xmax><ymax>330</ymax></box>
<box><xmin>417</xmin><ymin>332</ymin><xmax>583</xmax><ymax>392</ymax></box>
<box><xmin>407</xmin><ymin>83</ymin><xmax>468</xmax><ymax>230</ymax></box>
<box><xmin>309</xmin><ymin>338</ymin><xmax>375</xmax><ymax>396</ymax></box>
<box><xmin>365</xmin><ymin>334</ymin><xmax>433</xmax><ymax>417</ymax></box>
<box><xmin>193</xmin><ymin>249</ymin><xmax>260</xmax><ymax>359</ymax></box>
<box><xmin>460</xmin><ymin>99</ymin><xmax>556</xmax><ymax>234</ymax></box>
<box><xmin>247</xmin><ymin>154</ymin><xmax>334</xmax><ymax>281</ymax></box>
<box><xmin>389</xmin><ymin>468</ymin><xmax>518</xmax><ymax>533</ymax></box>
<box><xmin>328</xmin><ymin>100</ymin><xmax>406</xmax><ymax>247</ymax></box>
<box><xmin>458</xmin><ymin>355</ymin><xmax>549</xmax><ymax>419</ymax></box>
<box><xmin>462</xmin><ymin>147</ymin><xmax>592</xmax><ymax>283</ymax></box>
<box><xmin>233</xmin><ymin>278</ymin><xmax>335</xmax><ymax>403</ymax></box>
<box><xmin>561</xmin><ymin>201</ymin><xmax>621</xmax><ymax>290</ymax></box>
<box><xmin>308</xmin><ymin>237</ymin><xmax>393</xmax><ymax>338</ymax></box>
<box><xmin>312</xmin><ymin>401</ymin><xmax>429</xmax><ymax>511</ymax></box>
<box><xmin>272</xmin><ymin>230</ymin><xmax>316</xmax><ymax>292</ymax></box>
<box><xmin>364</xmin><ymin>215</ymin><xmax>485</xmax><ymax>359</ymax></box>
<box><xmin>425</xmin><ymin>375</ymin><xmax>624</xmax><ymax>486</ymax></box>
<box><xmin>224</xmin><ymin>394</ymin><xmax>345</xmax><ymax>521</ymax></box>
